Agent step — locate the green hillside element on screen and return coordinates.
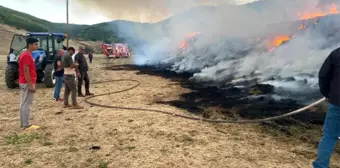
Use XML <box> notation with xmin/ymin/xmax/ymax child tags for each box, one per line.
<box><xmin>0</xmin><ymin>5</ymin><xmax>92</xmax><ymax>38</ymax></box>
<box><xmin>0</xmin><ymin>4</ymin><xmax>217</xmax><ymax>45</ymax></box>
<box><xmin>73</xmin><ymin>22</ymin><xmax>123</xmax><ymax>42</ymax></box>
<box><xmin>0</xmin><ymin>5</ymin><xmax>89</xmax><ymax>34</ymax></box>
<box><xmin>0</xmin><ymin>4</ymin><xmax>211</xmax><ymax>44</ymax></box>
<box><xmin>0</xmin><ymin>5</ymin><xmax>165</xmax><ymax>45</ymax></box>
<box><xmin>0</xmin><ymin>5</ymin><xmax>49</xmax><ymax>32</ymax></box>
<box><xmin>0</xmin><ymin>5</ymin><xmax>130</xmax><ymax>44</ymax></box>
<box><xmin>0</xmin><ymin>1</ymin><xmax>284</xmax><ymax>45</ymax></box>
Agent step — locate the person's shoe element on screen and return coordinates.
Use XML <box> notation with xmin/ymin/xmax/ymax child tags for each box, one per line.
<box><xmin>70</xmin><ymin>104</ymin><xmax>84</xmax><ymax>109</ymax></box>
<box><xmin>78</xmin><ymin>94</ymin><xmax>85</xmax><ymax>97</ymax></box>
<box><xmin>23</xmin><ymin>125</ymin><xmax>40</xmax><ymax>131</ymax></box>
<box><xmin>58</xmin><ymin>98</ymin><xmax>64</xmax><ymax>102</ymax></box>
<box><xmin>64</xmin><ymin>104</ymin><xmax>72</xmax><ymax>108</ymax></box>
<box><xmin>85</xmin><ymin>93</ymin><xmax>94</xmax><ymax>96</ymax></box>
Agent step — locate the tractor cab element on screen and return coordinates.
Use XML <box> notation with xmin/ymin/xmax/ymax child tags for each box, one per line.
<box><xmin>5</xmin><ymin>32</ymin><xmax>68</xmax><ymax>88</ymax></box>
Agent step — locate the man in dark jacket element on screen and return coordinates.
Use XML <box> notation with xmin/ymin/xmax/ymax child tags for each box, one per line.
<box><xmin>53</xmin><ymin>49</ymin><xmax>65</xmax><ymax>101</ymax></box>
<box><xmin>88</xmin><ymin>52</ymin><xmax>93</xmax><ymax>63</ymax></box>
<box><xmin>313</xmin><ymin>47</ymin><xmax>340</xmax><ymax>168</ymax></box>
<box><xmin>74</xmin><ymin>46</ymin><xmax>94</xmax><ymax>97</ymax></box>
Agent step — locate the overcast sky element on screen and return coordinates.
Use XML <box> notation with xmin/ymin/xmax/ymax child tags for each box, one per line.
<box><xmin>1</xmin><ymin>0</ymin><xmax>257</xmax><ymax>25</ymax></box>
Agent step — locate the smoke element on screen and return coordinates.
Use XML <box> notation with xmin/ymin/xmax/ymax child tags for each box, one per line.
<box><xmin>71</xmin><ymin>0</ymin><xmax>240</xmax><ymax>22</ymax></box>
<box><xmin>85</xmin><ymin>0</ymin><xmax>340</xmax><ymax>102</ymax></box>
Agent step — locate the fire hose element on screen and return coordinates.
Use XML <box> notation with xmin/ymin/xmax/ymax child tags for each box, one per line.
<box><xmin>85</xmin><ymin>79</ymin><xmax>327</xmax><ymax>123</ymax></box>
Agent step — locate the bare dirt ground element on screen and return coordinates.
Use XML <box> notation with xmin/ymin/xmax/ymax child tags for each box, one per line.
<box><xmin>0</xmin><ymin>55</ymin><xmax>339</xmax><ymax>168</ymax></box>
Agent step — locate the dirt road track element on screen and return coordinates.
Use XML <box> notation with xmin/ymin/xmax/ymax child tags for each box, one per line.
<box><xmin>0</xmin><ymin>56</ymin><xmax>339</xmax><ymax>168</ymax></box>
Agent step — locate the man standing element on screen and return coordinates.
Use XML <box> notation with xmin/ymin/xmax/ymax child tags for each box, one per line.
<box><xmin>62</xmin><ymin>47</ymin><xmax>83</xmax><ymax>109</ymax></box>
<box><xmin>53</xmin><ymin>49</ymin><xmax>65</xmax><ymax>101</ymax></box>
<box><xmin>313</xmin><ymin>47</ymin><xmax>340</xmax><ymax>168</ymax></box>
<box><xmin>88</xmin><ymin>52</ymin><xmax>93</xmax><ymax>64</ymax></box>
<box><xmin>19</xmin><ymin>37</ymin><xmax>39</xmax><ymax>130</ymax></box>
<box><xmin>74</xmin><ymin>46</ymin><xmax>94</xmax><ymax>97</ymax></box>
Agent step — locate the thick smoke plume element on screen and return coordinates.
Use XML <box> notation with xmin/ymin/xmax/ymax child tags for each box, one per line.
<box><xmin>87</xmin><ymin>0</ymin><xmax>340</xmax><ymax>103</ymax></box>
<box><xmin>72</xmin><ymin>0</ymin><xmax>234</xmax><ymax>22</ymax></box>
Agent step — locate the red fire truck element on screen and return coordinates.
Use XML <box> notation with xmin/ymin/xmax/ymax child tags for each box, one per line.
<box><xmin>102</xmin><ymin>43</ymin><xmax>113</xmax><ymax>58</ymax></box>
<box><xmin>102</xmin><ymin>43</ymin><xmax>130</xmax><ymax>59</ymax></box>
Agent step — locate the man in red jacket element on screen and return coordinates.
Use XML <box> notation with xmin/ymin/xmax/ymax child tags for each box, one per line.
<box><xmin>18</xmin><ymin>37</ymin><xmax>40</xmax><ymax>130</ymax></box>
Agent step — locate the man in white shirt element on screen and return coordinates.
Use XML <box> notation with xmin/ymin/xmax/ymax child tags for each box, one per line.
<box><xmin>8</xmin><ymin>48</ymin><xmax>17</xmax><ymax>62</ymax></box>
<box><xmin>62</xmin><ymin>47</ymin><xmax>83</xmax><ymax>109</ymax></box>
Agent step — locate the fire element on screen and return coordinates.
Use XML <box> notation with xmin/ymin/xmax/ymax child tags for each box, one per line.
<box><xmin>186</xmin><ymin>32</ymin><xmax>200</xmax><ymax>38</ymax></box>
<box><xmin>329</xmin><ymin>3</ymin><xmax>338</xmax><ymax>14</ymax></box>
<box><xmin>298</xmin><ymin>23</ymin><xmax>306</xmax><ymax>30</ymax></box>
<box><xmin>297</xmin><ymin>3</ymin><xmax>339</xmax><ymax>20</ymax></box>
<box><xmin>268</xmin><ymin>3</ymin><xmax>339</xmax><ymax>50</ymax></box>
<box><xmin>297</xmin><ymin>12</ymin><xmax>325</xmax><ymax>20</ymax></box>
<box><xmin>266</xmin><ymin>35</ymin><xmax>291</xmax><ymax>51</ymax></box>
<box><xmin>272</xmin><ymin>35</ymin><xmax>290</xmax><ymax>46</ymax></box>
<box><xmin>178</xmin><ymin>3</ymin><xmax>338</xmax><ymax>52</ymax></box>
<box><xmin>180</xmin><ymin>41</ymin><xmax>188</xmax><ymax>49</ymax></box>
<box><xmin>179</xmin><ymin>32</ymin><xmax>200</xmax><ymax>49</ymax></box>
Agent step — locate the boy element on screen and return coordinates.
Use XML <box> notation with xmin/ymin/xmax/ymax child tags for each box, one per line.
<box><xmin>19</xmin><ymin>37</ymin><xmax>40</xmax><ymax>130</ymax></box>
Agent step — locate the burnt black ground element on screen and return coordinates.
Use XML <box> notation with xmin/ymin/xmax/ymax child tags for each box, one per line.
<box><xmin>103</xmin><ymin>64</ymin><xmax>340</xmax><ymax>154</ymax></box>
<box><xmin>104</xmin><ymin>64</ymin><xmax>326</xmax><ymax>125</ymax></box>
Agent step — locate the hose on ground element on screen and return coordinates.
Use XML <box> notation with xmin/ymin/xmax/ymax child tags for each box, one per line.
<box><xmin>84</xmin><ymin>79</ymin><xmax>326</xmax><ymax>123</ymax></box>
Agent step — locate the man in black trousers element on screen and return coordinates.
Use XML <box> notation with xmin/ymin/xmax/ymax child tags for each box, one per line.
<box><xmin>74</xmin><ymin>46</ymin><xmax>94</xmax><ymax>97</ymax></box>
<box><xmin>88</xmin><ymin>52</ymin><xmax>93</xmax><ymax>64</ymax></box>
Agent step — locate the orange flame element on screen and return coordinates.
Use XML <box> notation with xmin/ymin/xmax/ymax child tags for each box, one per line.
<box><xmin>297</xmin><ymin>3</ymin><xmax>339</xmax><ymax>20</ymax></box>
<box><xmin>266</xmin><ymin>35</ymin><xmax>291</xmax><ymax>51</ymax></box>
<box><xmin>272</xmin><ymin>35</ymin><xmax>290</xmax><ymax>46</ymax></box>
<box><xmin>281</xmin><ymin>3</ymin><xmax>339</xmax><ymax>50</ymax></box>
<box><xmin>179</xmin><ymin>32</ymin><xmax>200</xmax><ymax>49</ymax></box>
<box><xmin>180</xmin><ymin>41</ymin><xmax>188</xmax><ymax>49</ymax></box>
<box><xmin>329</xmin><ymin>3</ymin><xmax>338</xmax><ymax>14</ymax></box>
<box><xmin>298</xmin><ymin>23</ymin><xmax>306</xmax><ymax>30</ymax></box>
<box><xmin>298</xmin><ymin>24</ymin><xmax>303</xmax><ymax>29</ymax></box>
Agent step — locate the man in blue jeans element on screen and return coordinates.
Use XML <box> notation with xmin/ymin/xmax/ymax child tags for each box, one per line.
<box><xmin>313</xmin><ymin>47</ymin><xmax>340</xmax><ymax>168</ymax></box>
<box><xmin>53</xmin><ymin>49</ymin><xmax>65</xmax><ymax>101</ymax></box>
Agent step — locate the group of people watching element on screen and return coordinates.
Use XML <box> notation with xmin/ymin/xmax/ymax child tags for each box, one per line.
<box><xmin>53</xmin><ymin>46</ymin><xmax>94</xmax><ymax>104</ymax></box>
<box><xmin>18</xmin><ymin>37</ymin><xmax>94</xmax><ymax>131</ymax></box>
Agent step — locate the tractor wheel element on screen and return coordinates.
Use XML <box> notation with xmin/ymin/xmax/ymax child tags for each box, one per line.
<box><xmin>5</xmin><ymin>63</ymin><xmax>19</xmax><ymax>89</ymax></box>
<box><xmin>43</xmin><ymin>64</ymin><xmax>55</xmax><ymax>88</ymax></box>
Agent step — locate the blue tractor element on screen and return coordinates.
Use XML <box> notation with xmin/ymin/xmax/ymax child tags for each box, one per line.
<box><xmin>5</xmin><ymin>32</ymin><xmax>67</xmax><ymax>88</ymax></box>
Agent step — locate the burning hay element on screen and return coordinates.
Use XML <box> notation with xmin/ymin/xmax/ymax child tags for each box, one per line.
<box><xmin>133</xmin><ymin>1</ymin><xmax>340</xmax><ymax>105</ymax></box>
<box><xmin>297</xmin><ymin>2</ymin><xmax>339</xmax><ymax>20</ymax></box>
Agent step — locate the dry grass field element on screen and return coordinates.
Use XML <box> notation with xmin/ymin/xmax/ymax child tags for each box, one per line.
<box><xmin>0</xmin><ymin>54</ymin><xmax>339</xmax><ymax>168</ymax></box>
